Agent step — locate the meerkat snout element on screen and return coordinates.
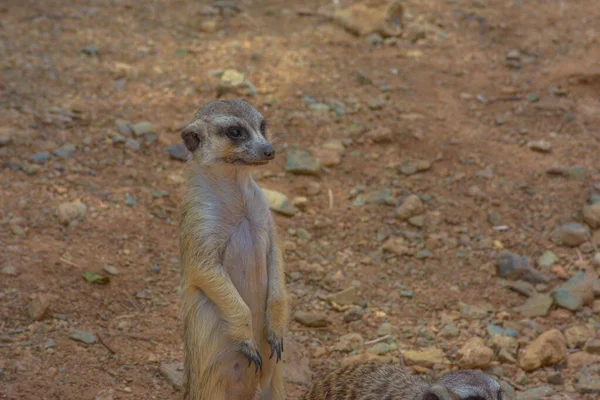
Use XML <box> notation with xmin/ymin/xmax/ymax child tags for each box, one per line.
<box><xmin>181</xmin><ymin>99</ymin><xmax>275</xmax><ymax>166</ymax></box>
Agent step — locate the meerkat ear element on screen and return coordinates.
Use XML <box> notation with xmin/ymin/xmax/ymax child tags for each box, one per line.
<box><xmin>181</xmin><ymin>121</ymin><xmax>206</xmax><ymax>152</ymax></box>
<box><xmin>422</xmin><ymin>384</ymin><xmax>454</xmax><ymax>400</ymax></box>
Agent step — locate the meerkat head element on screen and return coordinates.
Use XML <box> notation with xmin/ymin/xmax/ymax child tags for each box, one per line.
<box><xmin>181</xmin><ymin>99</ymin><xmax>275</xmax><ymax>166</ymax></box>
<box><xmin>421</xmin><ymin>370</ymin><xmax>503</xmax><ymax>400</ymax></box>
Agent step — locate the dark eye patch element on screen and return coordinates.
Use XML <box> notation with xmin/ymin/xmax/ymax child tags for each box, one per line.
<box><xmin>259</xmin><ymin>120</ymin><xmax>267</xmax><ymax>136</ymax></box>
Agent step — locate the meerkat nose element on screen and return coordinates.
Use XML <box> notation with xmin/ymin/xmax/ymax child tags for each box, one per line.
<box><xmin>261</xmin><ymin>144</ymin><xmax>275</xmax><ymax>160</ymax></box>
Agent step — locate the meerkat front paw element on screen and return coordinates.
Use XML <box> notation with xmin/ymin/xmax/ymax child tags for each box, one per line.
<box><xmin>239</xmin><ymin>339</ymin><xmax>263</xmax><ymax>372</ymax></box>
<box><xmin>267</xmin><ymin>327</ymin><xmax>284</xmax><ymax>363</ymax></box>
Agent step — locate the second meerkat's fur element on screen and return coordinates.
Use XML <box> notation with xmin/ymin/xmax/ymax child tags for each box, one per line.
<box><xmin>300</xmin><ymin>361</ymin><xmax>503</xmax><ymax>400</ymax></box>
<box><xmin>179</xmin><ymin>99</ymin><xmax>288</xmax><ymax>400</ymax></box>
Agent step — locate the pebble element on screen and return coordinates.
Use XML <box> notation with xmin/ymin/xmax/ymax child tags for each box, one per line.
<box><xmin>564</xmin><ymin>325</ymin><xmax>592</xmax><ymax>349</ymax></box>
<box><xmin>538</xmin><ymin>251</ymin><xmax>558</xmax><ymax>268</ymax></box>
<box><xmin>285</xmin><ymin>150</ymin><xmax>321</xmax><ymax>175</ymax></box>
<box><xmin>334</xmin><ymin>333</ymin><xmax>364</xmax><ymax>353</ymax></box>
<box><xmin>125</xmin><ymin>138</ymin><xmax>140</xmax><ymax>150</ymax></box>
<box><xmin>325</xmin><ymin>287</ymin><xmax>360</xmax><ymax>306</ymax></box>
<box><xmin>69</xmin><ymin>330</ymin><xmax>97</xmax><ymax>345</ymax></box>
<box><xmin>103</xmin><ymin>266</ymin><xmax>119</xmax><ymax>276</ymax></box>
<box><xmin>294</xmin><ymin>311</ymin><xmax>329</xmax><ymax>328</ymax></box>
<box><xmin>366</xmin><ymin>188</ymin><xmax>395</xmax><ymax>206</ymax></box>
<box><xmin>456</xmin><ymin>337</ymin><xmax>493</xmax><ymax>369</ymax></box>
<box><xmin>381</xmin><ymin>237</ymin><xmax>408</xmax><ymax>256</ymax></box>
<box><xmin>52</xmin><ymin>143</ymin><xmax>76</xmax><ymax>158</ymax></box>
<box><xmin>1</xmin><ymin>266</ymin><xmax>19</xmax><ymax>276</ymax></box>
<box><xmin>58</xmin><ymin>200</ymin><xmax>87</xmax><ymax>226</ymax></box>
<box><xmin>81</xmin><ymin>45</ymin><xmax>99</xmax><ymax>56</ymax></box>
<box><xmin>507</xmin><ymin>280</ymin><xmax>536</xmax><ymax>297</ymax></box>
<box><xmin>527</xmin><ymin>140</ymin><xmax>552</xmax><ymax>152</ymax></box>
<box><xmin>367</xmin><ymin>97</ymin><xmax>385</xmax><ymax>110</ymax></box>
<box><xmin>130</xmin><ymin>121</ymin><xmax>155</xmax><ymax>137</ymax></box>
<box><xmin>28</xmin><ymin>294</ymin><xmax>51</xmax><ymax>321</ymax></box>
<box><xmin>262</xmin><ymin>188</ymin><xmax>297</xmax><ymax>217</ymax></box>
<box><xmin>364</xmin><ymin>126</ymin><xmax>393</xmax><ymax>143</ymax></box>
<box><xmin>166</xmin><ymin>144</ymin><xmax>190</xmax><ymax>162</ymax></box>
<box><xmin>515</xmin><ymin>386</ymin><xmax>554</xmax><ymax>400</ymax></box>
<box><xmin>307</xmin><ymin>103</ymin><xmax>330</xmax><ymax>113</ymax></box>
<box><xmin>31</xmin><ymin>152</ymin><xmax>51</xmax><ymax>164</ymax></box>
<box><xmin>368</xmin><ymin>342</ymin><xmax>397</xmax><ymax>355</ymax></box>
<box><xmin>124</xmin><ymin>193</ymin><xmax>137</xmax><ymax>207</ymax></box>
<box><xmin>440</xmin><ymin>323</ymin><xmax>460</xmax><ymax>338</ymax></box>
<box><xmin>395</xmin><ymin>194</ymin><xmax>424</xmax><ymax>220</ymax></box>
<box><xmin>553</xmin><ymin>270</ymin><xmax>594</xmax><ymax>311</ymax></box>
<box><xmin>488</xmin><ymin>336</ymin><xmax>519</xmax><ymax>363</ymax></box>
<box><xmin>519</xmin><ymin>329</ymin><xmax>567</xmax><ymax>371</ymax></box>
<box><xmin>160</xmin><ymin>362</ymin><xmax>183</xmax><ymax>390</ymax></box>
<box><xmin>115</xmin><ymin>120</ymin><xmax>132</xmax><ymax>135</ymax></box>
<box><xmin>496</xmin><ymin>251</ymin><xmax>547</xmax><ymax>283</ymax></box>
<box><xmin>151</xmin><ymin>265</ymin><xmax>161</xmax><ymax>273</ymax></box>
<box><xmin>0</xmin><ymin>134</ymin><xmax>11</xmax><ymax>146</ymax></box>
<box><xmin>554</xmin><ymin>223</ymin><xmax>590</xmax><ymax>247</ymax></box>
<box><xmin>343</xmin><ymin>307</ymin><xmax>364</xmax><ymax>323</ymax></box>
<box><xmin>583</xmin><ymin>203</ymin><xmax>600</xmax><ymax>229</ymax></box>
<box><xmin>576</xmin><ymin>374</ymin><xmax>600</xmax><ymax>394</ymax></box>
<box><xmin>516</xmin><ymin>293</ymin><xmax>553</xmax><ymax>317</ymax></box>
<box><xmin>403</xmin><ymin>348</ymin><xmax>445</xmax><ymax>367</ymax></box>
<box><xmin>377</xmin><ymin>323</ymin><xmax>393</xmax><ymax>336</ymax></box>
<box><xmin>398</xmin><ymin>159</ymin><xmax>432</xmax><ymax>175</ymax></box>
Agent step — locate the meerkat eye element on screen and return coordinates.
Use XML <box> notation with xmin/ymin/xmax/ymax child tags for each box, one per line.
<box><xmin>227</xmin><ymin>128</ymin><xmax>244</xmax><ymax>140</ymax></box>
<box><xmin>260</xmin><ymin>120</ymin><xmax>267</xmax><ymax>136</ymax></box>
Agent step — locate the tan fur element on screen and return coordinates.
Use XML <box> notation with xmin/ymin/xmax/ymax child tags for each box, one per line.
<box><xmin>179</xmin><ymin>100</ymin><xmax>287</xmax><ymax>400</ymax></box>
<box><xmin>300</xmin><ymin>361</ymin><xmax>502</xmax><ymax>400</ymax></box>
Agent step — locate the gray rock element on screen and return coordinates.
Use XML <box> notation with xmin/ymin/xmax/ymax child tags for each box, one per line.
<box><xmin>515</xmin><ymin>386</ymin><xmax>554</xmax><ymax>400</ymax></box>
<box><xmin>527</xmin><ymin>140</ymin><xmax>552</xmax><ymax>153</ymax></box>
<box><xmin>538</xmin><ymin>251</ymin><xmax>558</xmax><ymax>268</ymax></box>
<box><xmin>507</xmin><ymin>280</ymin><xmax>536</xmax><ymax>297</ymax></box>
<box><xmin>377</xmin><ymin>323</ymin><xmax>393</xmax><ymax>336</ymax></box>
<box><xmin>125</xmin><ymin>138</ymin><xmax>140</xmax><ymax>150</ymax></box>
<box><xmin>553</xmin><ymin>270</ymin><xmax>593</xmax><ymax>311</ymax></box>
<box><xmin>308</xmin><ymin>103</ymin><xmax>330</xmax><ymax>113</ymax></box>
<box><xmin>69</xmin><ymin>330</ymin><xmax>97</xmax><ymax>344</ymax></box>
<box><xmin>440</xmin><ymin>323</ymin><xmax>460</xmax><ymax>338</ymax></box>
<box><xmin>554</xmin><ymin>223</ymin><xmax>590</xmax><ymax>246</ymax></box>
<box><xmin>577</xmin><ymin>373</ymin><xmax>600</xmax><ymax>394</ymax></box>
<box><xmin>499</xmin><ymin>381</ymin><xmax>516</xmax><ymax>400</ymax></box>
<box><xmin>31</xmin><ymin>152</ymin><xmax>51</xmax><ymax>164</ymax></box>
<box><xmin>325</xmin><ymin>287</ymin><xmax>360</xmax><ymax>306</ymax></box>
<box><xmin>294</xmin><ymin>311</ymin><xmax>328</xmax><ymax>328</ymax></box>
<box><xmin>365</xmin><ymin>33</ymin><xmax>384</xmax><ymax>46</ymax></box>
<box><xmin>52</xmin><ymin>143</ymin><xmax>76</xmax><ymax>158</ymax></box>
<box><xmin>0</xmin><ymin>135</ymin><xmax>11</xmax><ymax>146</ymax></box>
<box><xmin>262</xmin><ymin>188</ymin><xmax>297</xmax><ymax>217</ymax></box>
<box><xmin>160</xmin><ymin>362</ymin><xmax>183</xmax><ymax>390</ymax></box>
<box><xmin>486</xmin><ymin>324</ymin><xmax>505</xmax><ymax>337</ymax></box>
<box><xmin>496</xmin><ymin>251</ymin><xmax>548</xmax><ymax>283</ymax></box>
<box><xmin>367</xmin><ymin>97</ymin><xmax>385</xmax><ymax>110</ymax></box>
<box><xmin>167</xmin><ymin>144</ymin><xmax>190</xmax><ymax>162</ymax></box>
<box><xmin>131</xmin><ymin>121</ymin><xmax>155</xmax><ymax>137</ymax></box>
<box><xmin>460</xmin><ymin>304</ymin><xmax>489</xmax><ymax>319</ymax></box>
<box><xmin>366</xmin><ymin>188</ymin><xmax>395</xmax><ymax>206</ymax></box>
<box><xmin>115</xmin><ymin>120</ymin><xmax>132</xmax><ymax>135</ymax></box>
<box><xmin>81</xmin><ymin>45</ymin><xmax>99</xmax><ymax>56</ymax></box>
<box><xmin>58</xmin><ymin>200</ymin><xmax>87</xmax><ymax>226</ymax></box>
<box><xmin>45</xmin><ymin>339</ymin><xmax>57</xmax><ymax>349</ymax></box>
<box><xmin>103</xmin><ymin>266</ymin><xmax>119</xmax><ymax>275</ymax></box>
<box><xmin>112</xmin><ymin>135</ymin><xmax>126</xmax><ymax>145</ymax></box>
<box><xmin>506</xmin><ymin>50</ymin><xmax>521</xmax><ymax>60</ymax></box>
<box><xmin>395</xmin><ymin>194</ymin><xmax>424</xmax><ymax>220</ymax></box>
<box><xmin>368</xmin><ymin>342</ymin><xmax>397</xmax><ymax>355</ymax></box>
<box><xmin>285</xmin><ymin>150</ymin><xmax>321</xmax><ymax>175</ymax></box>
<box><xmin>399</xmin><ymin>159</ymin><xmax>432</xmax><ymax>176</ymax></box>
<box><xmin>28</xmin><ymin>294</ymin><xmax>51</xmax><ymax>321</ymax></box>
<box><xmin>124</xmin><ymin>193</ymin><xmax>136</xmax><ymax>207</ymax></box>
<box><xmin>343</xmin><ymin>307</ymin><xmax>364</xmax><ymax>323</ymax></box>
<box><xmin>516</xmin><ymin>293</ymin><xmax>553</xmax><ymax>317</ymax></box>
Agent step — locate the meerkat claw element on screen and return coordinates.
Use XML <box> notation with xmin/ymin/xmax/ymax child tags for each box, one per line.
<box><xmin>240</xmin><ymin>340</ymin><xmax>262</xmax><ymax>372</ymax></box>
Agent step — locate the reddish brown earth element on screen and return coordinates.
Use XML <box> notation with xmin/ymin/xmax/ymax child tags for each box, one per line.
<box><xmin>1</xmin><ymin>0</ymin><xmax>600</xmax><ymax>399</ymax></box>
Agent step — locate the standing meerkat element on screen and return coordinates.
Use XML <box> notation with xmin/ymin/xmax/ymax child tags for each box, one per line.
<box><xmin>300</xmin><ymin>361</ymin><xmax>503</xmax><ymax>400</ymax></box>
<box><xmin>179</xmin><ymin>99</ymin><xmax>288</xmax><ymax>400</ymax></box>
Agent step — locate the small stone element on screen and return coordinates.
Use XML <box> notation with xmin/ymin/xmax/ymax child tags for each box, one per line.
<box><xmin>395</xmin><ymin>194</ymin><xmax>424</xmax><ymax>220</ymax></box>
<box><xmin>456</xmin><ymin>337</ymin><xmax>493</xmax><ymax>369</ymax></box>
<box><xmin>124</xmin><ymin>193</ymin><xmax>136</xmax><ymax>207</ymax></box>
<box><xmin>403</xmin><ymin>348</ymin><xmax>445</xmax><ymax>368</ymax></box>
<box><xmin>125</xmin><ymin>138</ymin><xmax>140</xmax><ymax>150</ymax></box>
<box><xmin>130</xmin><ymin>121</ymin><xmax>155</xmax><ymax>137</ymax></box>
<box><xmin>294</xmin><ymin>311</ymin><xmax>328</xmax><ymax>328</ymax></box>
<box><xmin>488</xmin><ymin>336</ymin><xmax>519</xmax><ymax>362</ymax></box>
<box><xmin>308</xmin><ymin>103</ymin><xmax>330</xmax><ymax>113</ymax></box>
<box><xmin>553</xmin><ymin>270</ymin><xmax>594</xmax><ymax>311</ymax></box>
<box><xmin>199</xmin><ymin>19</ymin><xmax>218</xmax><ymax>33</ymax></box>
<box><xmin>160</xmin><ymin>362</ymin><xmax>183</xmax><ymax>390</ymax></box>
<box><xmin>81</xmin><ymin>45</ymin><xmax>99</xmax><ymax>56</ymax></box>
<box><xmin>325</xmin><ymin>287</ymin><xmax>360</xmax><ymax>306</ymax></box>
<box><xmin>58</xmin><ymin>200</ymin><xmax>87</xmax><ymax>226</ymax></box>
<box><xmin>496</xmin><ymin>251</ymin><xmax>547</xmax><ymax>283</ymax></box>
<box><xmin>408</xmin><ymin>215</ymin><xmax>425</xmax><ymax>228</ymax></box>
<box><xmin>364</xmin><ymin>126</ymin><xmax>393</xmax><ymax>143</ymax></box>
<box><xmin>515</xmin><ymin>386</ymin><xmax>554</xmax><ymax>400</ymax></box>
<box><xmin>31</xmin><ymin>152</ymin><xmax>51</xmax><ymax>164</ymax></box>
<box><xmin>365</xmin><ymin>33</ymin><xmax>384</xmax><ymax>46</ymax></box>
<box><xmin>28</xmin><ymin>294</ymin><xmax>51</xmax><ymax>321</ymax></box>
<box><xmin>507</xmin><ymin>280</ymin><xmax>536</xmax><ymax>297</ymax></box>
<box><xmin>506</xmin><ymin>50</ymin><xmax>521</xmax><ymax>60</ymax></box>
<box><xmin>166</xmin><ymin>144</ymin><xmax>190</xmax><ymax>162</ymax></box>
<box><xmin>526</xmin><ymin>93</ymin><xmax>540</xmax><ymax>102</ymax></box>
<box><xmin>292</xmin><ymin>196</ymin><xmax>308</xmax><ymax>210</ymax></box>
<box><xmin>538</xmin><ymin>251</ymin><xmax>558</xmax><ymax>268</ymax></box>
<box><xmin>69</xmin><ymin>330</ymin><xmax>97</xmax><ymax>345</ymax></box>
<box><xmin>312</xmin><ymin>148</ymin><xmax>342</xmax><ymax>167</ymax></box>
<box><xmin>519</xmin><ymin>329</ymin><xmax>567</xmax><ymax>371</ymax></box>
<box><xmin>516</xmin><ymin>293</ymin><xmax>553</xmax><ymax>317</ymax></box>
<box><xmin>53</xmin><ymin>143</ymin><xmax>76</xmax><ymax>158</ymax></box>
<box><xmin>486</xmin><ymin>324</ymin><xmax>505</xmax><ymax>337</ymax></box>
<box><xmin>262</xmin><ymin>188</ymin><xmax>297</xmax><ymax>217</ymax></box>
<box><xmin>334</xmin><ymin>333</ymin><xmax>364</xmax><ymax>353</ymax></box>
<box><xmin>368</xmin><ymin>342</ymin><xmax>397</xmax><ymax>355</ymax></box>
<box><xmin>564</xmin><ymin>325</ymin><xmax>592</xmax><ymax>349</ymax></box>
<box><xmin>576</xmin><ymin>374</ymin><xmax>600</xmax><ymax>394</ymax></box>
<box><xmin>377</xmin><ymin>323</ymin><xmax>393</xmax><ymax>336</ymax></box>
<box><xmin>1</xmin><ymin>266</ymin><xmax>19</xmax><ymax>276</ymax></box>
<box><xmin>0</xmin><ymin>135</ymin><xmax>11</xmax><ymax>146</ymax></box>
<box><xmin>440</xmin><ymin>323</ymin><xmax>460</xmax><ymax>338</ymax></box>
<box><xmin>381</xmin><ymin>237</ymin><xmax>408</xmax><ymax>256</ymax></box>
<box><xmin>547</xmin><ymin>372</ymin><xmax>564</xmax><ymax>385</ymax></box>
<box><xmin>527</xmin><ymin>140</ymin><xmax>552</xmax><ymax>153</ymax></box>
<box><xmin>151</xmin><ymin>265</ymin><xmax>161</xmax><ymax>273</ymax></box>
<box><xmin>285</xmin><ymin>150</ymin><xmax>321</xmax><ymax>175</ymax></box>
<box><xmin>583</xmin><ymin>203</ymin><xmax>600</xmax><ymax>229</ymax></box>
<box><xmin>343</xmin><ymin>307</ymin><xmax>364</xmax><ymax>323</ymax></box>
<box><xmin>115</xmin><ymin>120</ymin><xmax>132</xmax><ymax>135</ymax></box>
<box><xmin>366</xmin><ymin>188</ymin><xmax>395</xmax><ymax>206</ymax></box>
<box><xmin>555</xmin><ymin>223</ymin><xmax>590</xmax><ymax>247</ymax></box>
<box><xmin>103</xmin><ymin>266</ymin><xmax>119</xmax><ymax>275</ymax></box>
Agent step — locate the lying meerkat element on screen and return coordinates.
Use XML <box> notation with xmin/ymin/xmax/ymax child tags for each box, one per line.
<box><xmin>300</xmin><ymin>361</ymin><xmax>503</xmax><ymax>400</ymax></box>
<box><xmin>179</xmin><ymin>99</ymin><xmax>288</xmax><ymax>400</ymax></box>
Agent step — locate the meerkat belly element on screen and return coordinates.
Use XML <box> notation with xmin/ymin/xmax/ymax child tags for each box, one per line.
<box><xmin>223</xmin><ymin>217</ymin><xmax>269</xmax><ymax>339</ymax></box>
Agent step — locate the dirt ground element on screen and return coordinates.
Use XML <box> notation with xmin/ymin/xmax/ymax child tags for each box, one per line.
<box><xmin>1</xmin><ymin>0</ymin><xmax>600</xmax><ymax>399</ymax></box>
